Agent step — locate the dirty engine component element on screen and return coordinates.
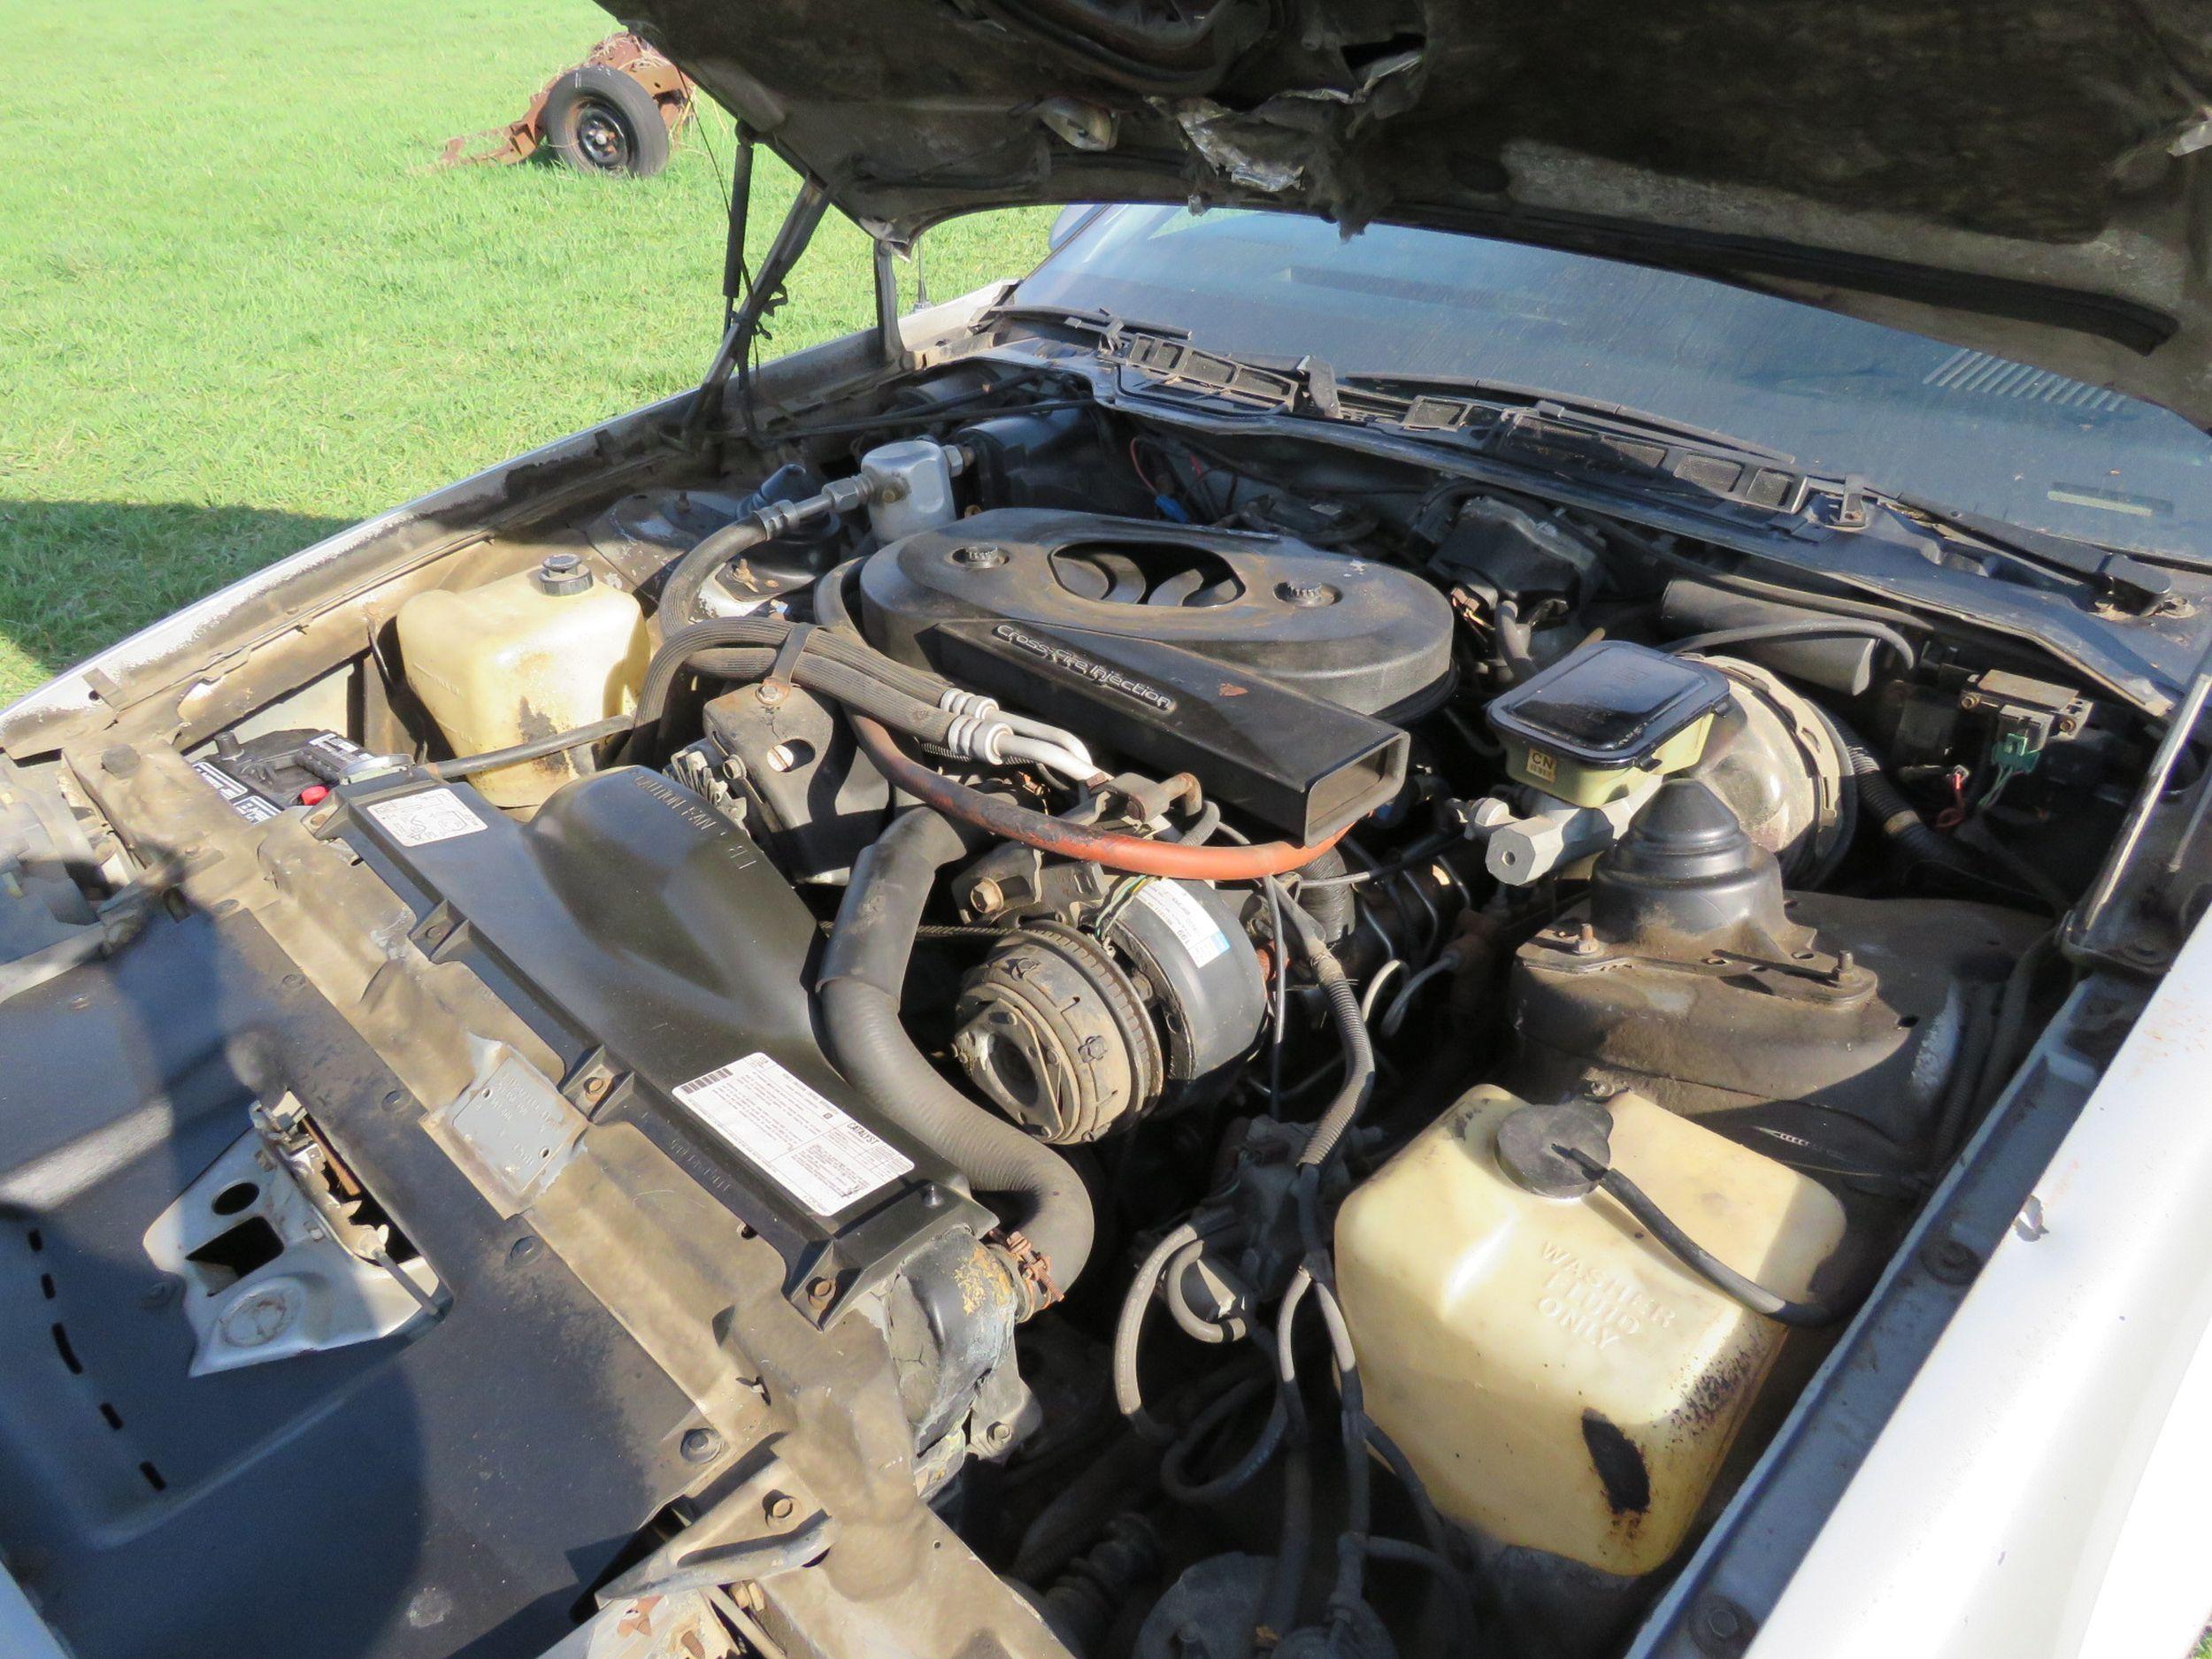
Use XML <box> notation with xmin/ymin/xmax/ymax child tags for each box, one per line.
<box><xmin>949</xmin><ymin>874</ymin><xmax>1267</xmax><ymax>1142</ymax></box>
<box><xmin>857</xmin><ymin>509</ymin><xmax>1455</xmax><ymax>841</ymax></box>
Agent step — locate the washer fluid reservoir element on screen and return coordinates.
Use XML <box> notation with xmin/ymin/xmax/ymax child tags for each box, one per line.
<box><xmin>1334</xmin><ymin>1086</ymin><xmax>1845</xmax><ymax>1577</ymax></box>
<box><xmin>396</xmin><ymin>553</ymin><xmax>648</xmax><ymax>808</ymax></box>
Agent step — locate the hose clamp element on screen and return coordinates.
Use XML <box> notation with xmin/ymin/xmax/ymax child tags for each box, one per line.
<box><xmin>988</xmin><ymin>1228</ymin><xmax>1062</xmax><ymax>1313</ymax></box>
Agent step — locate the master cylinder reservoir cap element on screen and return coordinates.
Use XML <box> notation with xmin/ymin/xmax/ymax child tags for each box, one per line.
<box><xmin>1493</xmin><ymin>1097</ymin><xmax>1614</xmax><ymax>1199</ymax></box>
<box><xmin>1486</xmin><ymin>639</ymin><xmax>1732</xmax><ymax>806</ymax></box>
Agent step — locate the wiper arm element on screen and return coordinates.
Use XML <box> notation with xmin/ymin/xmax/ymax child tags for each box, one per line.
<box><xmin>985</xmin><ymin>302</ymin><xmax>1194</xmax><ymax>346</ymax></box>
<box><xmin>1892</xmin><ymin>492</ymin><xmax>2182</xmax><ymax>613</ymax></box>
<box><xmin>1331</xmin><ymin>368</ymin><xmax>1798</xmax><ymax>465</ymax></box>
<box><xmin>1094</xmin><ymin>329</ymin><xmax>1789</xmax><ymax>483</ymax></box>
<box><xmin>1093</xmin><ymin>331</ymin><xmax>1812</xmax><ymax>511</ymax></box>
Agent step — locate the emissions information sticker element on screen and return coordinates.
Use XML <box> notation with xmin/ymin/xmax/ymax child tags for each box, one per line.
<box><xmin>365</xmin><ymin>787</ymin><xmax>488</xmax><ymax>847</ymax></box>
<box><xmin>672</xmin><ymin>1053</ymin><xmax>912</xmax><ymax>1217</ymax></box>
<box><xmin>1134</xmin><ymin>879</ymin><xmax>1230</xmax><ymax>966</ymax></box>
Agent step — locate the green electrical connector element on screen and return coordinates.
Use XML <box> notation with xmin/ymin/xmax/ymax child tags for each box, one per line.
<box><xmin>1992</xmin><ymin>724</ymin><xmax>2043</xmax><ymax>780</ymax></box>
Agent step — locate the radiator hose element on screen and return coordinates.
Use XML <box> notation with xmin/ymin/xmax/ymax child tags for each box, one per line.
<box><xmin>818</xmin><ymin>808</ymin><xmax>1094</xmax><ymax>1306</ymax></box>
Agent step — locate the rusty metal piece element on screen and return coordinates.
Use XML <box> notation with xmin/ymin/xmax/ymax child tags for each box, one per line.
<box><xmin>989</xmin><ymin>1227</ymin><xmax>1062</xmax><ymax>1311</ymax></box>
<box><xmin>437</xmin><ymin>33</ymin><xmax>695</xmax><ymax>173</ymax></box>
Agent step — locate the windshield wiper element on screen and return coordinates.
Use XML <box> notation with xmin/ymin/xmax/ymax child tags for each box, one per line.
<box><xmin>1074</xmin><ymin>326</ymin><xmax>2202</xmax><ymax>597</ymax></box>
<box><xmin>1328</xmin><ymin>367</ymin><xmax>1798</xmax><ymax>465</ymax></box>
<box><xmin>1090</xmin><ymin>326</ymin><xmax>1814</xmax><ymax>514</ymax></box>
<box><xmin>986</xmin><ymin>303</ymin><xmax>1194</xmax><ymax>346</ymax></box>
<box><xmin>1888</xmin><ymin>493</ymin><xmax>2185</xmax><ymax>612</ymax></box>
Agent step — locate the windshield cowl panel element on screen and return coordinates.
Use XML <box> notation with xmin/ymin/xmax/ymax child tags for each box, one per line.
<box><xmin>1013</xmin><ymin>206</ymin><xmax>2212</xmax><ymax>559</ymax></box>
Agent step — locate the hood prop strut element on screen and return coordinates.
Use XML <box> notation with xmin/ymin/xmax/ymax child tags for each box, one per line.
<box><xmin>681</xmin><ymin>144</ymin><xmax>832</xmax><ymax>450</ymax></box>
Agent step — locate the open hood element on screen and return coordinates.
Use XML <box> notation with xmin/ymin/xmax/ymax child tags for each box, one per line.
<box><xmin>616</xmin><ymin>0</ymin><xmax>2212</xmax><ymax>433</ymax></box>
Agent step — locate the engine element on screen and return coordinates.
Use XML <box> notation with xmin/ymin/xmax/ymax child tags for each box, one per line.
<box><xmin>53</xmin><ymin>397</ymin><xmax>2130</xmax><ymax>1659</ymax></box>
<box><xmin>418</xmin><ymin>421</ymin><xmax>2084</xmax><ymax>1647</ymax></box>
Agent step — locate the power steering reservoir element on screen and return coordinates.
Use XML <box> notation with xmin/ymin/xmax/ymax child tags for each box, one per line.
<box><xmin>1333</xmin><ymin>1085</ymin><xmax>1844</xmax><ymax>1577</ymax></box>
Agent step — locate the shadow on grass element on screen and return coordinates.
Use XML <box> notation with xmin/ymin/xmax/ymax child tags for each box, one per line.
<box><xmin>0</xmin><ymin>499</ymin><xmax>354</xmax><ymax>693</ymax></box>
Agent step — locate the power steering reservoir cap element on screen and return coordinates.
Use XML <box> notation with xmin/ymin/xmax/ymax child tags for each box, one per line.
<box><xmin>1494</xmin><ymin>1098</ymin><xmax>1614</xmax><ymax>1198</ymax></box>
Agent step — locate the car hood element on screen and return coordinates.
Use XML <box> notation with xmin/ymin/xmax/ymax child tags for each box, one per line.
<box><xmin>614</xmin><ymin>0</ymin><xmax>2212</xmax><ymax>432</ymax></box>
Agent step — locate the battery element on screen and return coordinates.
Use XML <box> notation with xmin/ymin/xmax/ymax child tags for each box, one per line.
<box><xmin>192</xmin><ymin>728</ymin><xmax>372</xmax><ymax>822</ymax></box>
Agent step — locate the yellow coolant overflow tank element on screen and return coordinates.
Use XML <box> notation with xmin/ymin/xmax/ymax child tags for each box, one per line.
<box><xmin>1333</xmin><ymin>1086</ymin><xmax>1846</xmax><ymax>1578</ymax></box>
<box><xmin>397</xmin><ymin>552</ymin><xmax>649</xmax><ymax>809</ymax></box>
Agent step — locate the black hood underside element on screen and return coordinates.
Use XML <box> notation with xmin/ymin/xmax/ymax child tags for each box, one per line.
<box><xmin>612</xmin><ymin>0</ymin><xmax>2212</xmax><ymax>431</ymax></box>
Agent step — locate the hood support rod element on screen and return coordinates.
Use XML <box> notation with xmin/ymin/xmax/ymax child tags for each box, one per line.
<box><xmin>682</xmin><ymin>158</ymin><xmax>832</xmax><ymax>449</ymax></box>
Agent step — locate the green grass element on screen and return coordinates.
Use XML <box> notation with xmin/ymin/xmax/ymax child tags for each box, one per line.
<box><xmin>0</xmin><ymin>0</ymin><xmax>1048</xmax><ymax>702</ymax></box>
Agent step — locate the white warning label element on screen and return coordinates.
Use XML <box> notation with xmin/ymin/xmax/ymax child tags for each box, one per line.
<box><xmin>191</xmin><ymin>759</ymin><xmax>248</xmax><ymax>802</ymax></box>
<box><xmin>192</xmin><ymin>760</ymin><xmax>283</xmax><ymax>824</ymax></box>
<box><xmin>1133</xmin><ymin>879</ymin><xmax>1230</xmax><ymax>965</ymax></box>
<box><xmin>365</xmin><ymin>787</ymin><xmax>488</xmax><ymax>847</ymax></box>
<box><xmin>672</xmin><ymin>1053</ymin><xmax>912</xmax><ymax>1217</ymax></box>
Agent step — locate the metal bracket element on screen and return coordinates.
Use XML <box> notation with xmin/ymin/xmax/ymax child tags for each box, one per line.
<box><xmin>142</xmin><ymin>1097</ymin><xmax>443</xmax><ymax>1376</ymax></box>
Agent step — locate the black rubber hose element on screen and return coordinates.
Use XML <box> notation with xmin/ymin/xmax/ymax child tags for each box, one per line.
<box><xmin>1668</xmin><ymin>618</ymin><xmax>1916</xmax><ymax>672</ymax></box>
<box><xmin>1974</xmin><ymin>932</ymin><xmax>2057</xmax><ymax>1118</ymax></box>
<box><xmin>1363</xmin><ymin>1422</ymin><xmax>1477</xmax><ymax>1640</ymax></box>
<box><xmin>818</xmin><ymin>808</ymin><xmax>1094</xmax><ymax>1297</ymax></box>
<box><xmin>1159</xmin><ymin>1363</ymin><xmax>1292</xmax><ymax>1505</ymax></box>
<box><xmin>637</xmin><ymin>618</ymin><xmax>952</xmax><ymax>727</ymax></box>
<box><xmin>1929</xmin><ymin>982</ymin><xmax>2001</xmax><ymax>1163</ymax></box>
<box><xmin>628</xmin><ymin>618</ymin><xmax>958</xmax><ymax>764</ymax></box>
<box><xmin>1010</xmin><ymin>1432</ymin><xmax>1162</xmax><ymax>1583</ymax></box>
<box><xmin>1287</xmin><ymin>847</ymin><xmax>1356</xmax><ymax>941</ymax></box>
<box><xmin>1824</xmin><ymin>711</ymin><xmax>1982</xmax><ymax>876</ymax></box>
<box><xmin>657</xmin><ymin>516</ymin><xmax>772</xmax><ymax>631</ymax></box>
<box><xmin>1568</xmin><ymin>1153</ymin><xmax>1846</xmax><ymax>1327</ymax></box>
<box><xmin>1269</xmin><ymin>887</ymin><xmax>1376</xmax><ymax>1172</ymax></box>
<box><xmin>811</xmin><ymin>556</ymin><xmax>864</xmax><ymax>634</ymax></box>
<box><xmin>426</xmin><ymin>715</ymin><xmax>636</xmax><ymax>780</ymax></box>
<box><xmin>1307</xmin><ymin>1278</ymin><xmax>1373</xmax><ymax>1626</ymax></box>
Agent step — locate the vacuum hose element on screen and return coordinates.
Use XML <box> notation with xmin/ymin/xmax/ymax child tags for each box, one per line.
<box><xmin>818</xmin><ymin>808</ymin><xmax>1094</xmax><ymax>1303</ymax></box>
<box><xmin>1823</xmin><ymin>710</ymin><xmax>1981</xmax><ymax>876</ymax></box>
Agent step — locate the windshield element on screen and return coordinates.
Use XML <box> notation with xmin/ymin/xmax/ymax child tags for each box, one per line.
<box><xmin>1014</xmin><ymin>206</ymin><xmax>2212</xmax><ymax>557</ymax></box>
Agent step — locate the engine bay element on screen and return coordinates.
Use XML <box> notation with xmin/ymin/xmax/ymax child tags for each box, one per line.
<box><xmin>0</xmin><ymin>354</ymin><xmax>2193</xmax><ymax>1659</ymax></box>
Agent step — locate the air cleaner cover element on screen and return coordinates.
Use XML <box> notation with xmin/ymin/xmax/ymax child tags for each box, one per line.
<box><xmin>857</xmin><ymin>510</ymin><xmax>1454</xmax><ymax>841</ymax></box>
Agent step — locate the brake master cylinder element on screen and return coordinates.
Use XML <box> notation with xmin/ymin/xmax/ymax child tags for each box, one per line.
<box><xmin>1471</xmin><ymin>640</ymin><xmax>1732</xmax><ymax>884</ymax></box>
<box><xmin>1333</xmin><ymin>1084</ymin><xmax>1844</xmax><ymax>1577</ymax></box>
<box><xmin>1470</xmin><ymin>640</ymin><xmax>1844</xmax><ymax>884</ymax></box>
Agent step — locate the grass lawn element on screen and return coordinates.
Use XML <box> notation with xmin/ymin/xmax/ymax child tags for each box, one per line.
<box><xmin>0</xmin><ymin>0</ymin><xmax>1049</xmax><ymax>703</ymax></box>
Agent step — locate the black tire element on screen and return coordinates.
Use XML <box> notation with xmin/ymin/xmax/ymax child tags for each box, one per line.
<box><xmin>541</xmin><ymin>64</ymin><xmax>672</xmax><ymax>179</ymax></box>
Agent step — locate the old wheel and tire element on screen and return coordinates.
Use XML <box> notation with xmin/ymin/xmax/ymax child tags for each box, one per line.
<box><xmin>542</xmin><ymin>64</ymin><xmax>671</xmax><ymax>179</ymax></box>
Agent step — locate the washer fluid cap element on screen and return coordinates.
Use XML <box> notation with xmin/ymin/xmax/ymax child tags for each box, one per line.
<box><xmin>534</xmin><ymin>551</ymin><xmax>594</xmax><ymax>595</ymax></box>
